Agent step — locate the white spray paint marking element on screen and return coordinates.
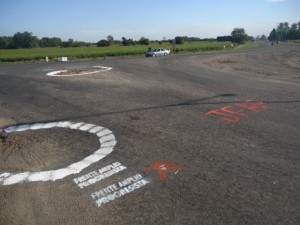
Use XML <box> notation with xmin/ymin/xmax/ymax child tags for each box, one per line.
<box><xmin>46</xmin><ymin>66</ymin><xmax>112</xmax><ymax>77</ymax></box>
<box><xmin>73</xmin><ymin>162</ymin><xmax>127</xmax><ymax>189</ymax></box>
<box><xmin>0</xmin><ymin>121</ymin><xmax>117</xmax><ymax>186</ymax></box>
<box><xmin>91</xmin><ymin>173</ymin><xmax>149</xmax><ymax>207</ymax></box>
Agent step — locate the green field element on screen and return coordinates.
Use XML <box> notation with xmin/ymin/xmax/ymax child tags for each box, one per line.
<box><xmin>0</xmin><ymin>41</ymin><xmax>233</xmax><ymax>62</ymax></box>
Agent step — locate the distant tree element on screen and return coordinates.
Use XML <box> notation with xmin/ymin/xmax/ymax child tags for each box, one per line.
<box><xmin>97</xmin><ymin>39</ymin><xmax>111</xmax><ymax>47</ymax></box>
<box><xmin>266</xmin><ymin>21</ymin><xmax>300</xmax><ymax>41</ymax></box>
<box><xmin>284</xmin><ymin>22</ymin><xmax>290</xmax><ymax>30</ymax></box>
<box><xmin>137</xmin><ymin>37</ymin><xmax>149</xmax><ymax>45</ymax></box>
<box><xmin>39</xmin><ymin>37</ymin><xmax>62</xmax><ymax>47</ymax></box>
<box><xmin>12</xmin><ymin>31</ymin><xmax>39</xmax><ymax>48</ymax></box>
<box><xmin>0</xmin><ymin>37</ymin><xmax>7</xmax><ymax>49</ymax></box>
<box><xmin>39</xmin><ymin>37</ymin><xmax>51</xmax><ymax>47</ymax></box>
<box><xmin>201</xmin><ymin>38</ymin><xmax>216</xmax><ymax>42</ymax></box>
<box><xmin>0</xmin><ymin>36</ymin><xmax>14</xmax><ymax>49</ymax></box>
<box><xmin>122</xmin><ymin>37</ymin><xmax>129</xmax><ymax>46</ymax></box>
<box><xmin>231</xmin><ymin>28</ymin><xmax>248</xmax><ymax>44</ymax></box>
<box><xmin>268</xmin><ymin>28</ymin><xmax>278</xmax><ymax>42</ymax></box>
<box><xmin>247</xmin><ymin>36</ymin><xmax>255</xmax><ymax>42</ymax></box>
<box><xmin>61</xmin><ymin>38</ymin><xmax>75</xmax><ymax>48</ymax></box>
<box><xmin>0</xmin><ymin>36</ymin><xmax>12</xmax><ymax>49</ymax></box>
<box><xmin>290</xmin><ymin>23</ymin><xmax>297</xmax><ymax>30</ymax></box>
<box><xmin>217</xmin><ymin>36</ymin><xmax>232</xmax><ymax>42</ymax></box>
<box><xmin>72</xmin><ymin>41</ymin><xmax>86</xmax><ymax>47</ymax></box>
<box><xmin>61</xmin><ymin>41</ymin><xmax>68</xmax><ymax>48</ymax></box>
<box><xmin>122</xmin><ymin>37</ymin><xmax>134</xmax><ymax>46</ymax></box>
<box><xmin>68</xmin><ymin>39</ymin><xmax>74</xmax><ymax>46</ymax></box>
<box><xmin>50</xmin><ymin>37</ymin><xmax>62</xmax><ymax>47</ymax></box>
<box><xmin>113</xmin><ymin>40</ymin><xmax>121</xmax><ymax>45</ymax></box>
<box><xmin>276</xmin><ymin>22</ymin><xmax>284</xmax><ymax>41</ymax></box>
<box><xmin>189</xmin><ymin>37</ymin><xmax>201</xmax><ymax>42</ymax></box>
<box><xmin>175</xmin><ymin>36</ymin><xmax>184</xmax><ymax>44</ymax></box>
<box><xmin>276</xmin><ymin>22</ymin><xmax>290</xmax><ymax>41</ymax></box>
<box><xmin>260</xmin><ymin>34</ymin><xmax>267</xmax><ymax>41</ymax></box>
<box><xmin>129</xmin><ymin>39</ymin><xmax>135</xmax><ymax>45</ymax></box>
<box><xmin>107</xmin><ymin>35</ymin><xmax>114</xmax><ymax>43</ymax></box>
<box><xmin>287</xmin><ymin>23</ymin><xmax>300</xmax><ymax>40</ymax></box>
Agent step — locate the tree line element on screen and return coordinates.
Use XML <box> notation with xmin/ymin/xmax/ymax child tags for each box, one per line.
<box><xmin>0</xmin><ymin>32</ymin><xmax>62</xmax><ymax>49</ymax></box>
<box><xmin>0</xmin><ymin>32</ymin><xmax>93</xmax><ymax>49</ymax></box>
<box><xmin>97</xmin><ymin>36</ymin><xmax>218</xmax><ymax>47</ymax></box>
<box><xmin>217</xmin><ymin>28</ymin><xmax>254</xmax><ymax>44</ymax></box>
<box><xmin>0</xmin><ymin>27</ymin><xmax>263</xmax><ymax>50</ymax></box>
<box><xmin>268</xmin><ymin>21</ymin><xmax>300</xmax><ymax>42</ymax></box>
<box><xmin>0</xmin><ymin>32</ymin><xmax>222</xmax><ymax>49</ymax></box>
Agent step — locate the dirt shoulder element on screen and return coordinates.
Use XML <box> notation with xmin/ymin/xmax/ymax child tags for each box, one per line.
<box><xmin>196</xmin><ymin>46</ymin><xmax>300</xmax><ymax>83</ymax></box>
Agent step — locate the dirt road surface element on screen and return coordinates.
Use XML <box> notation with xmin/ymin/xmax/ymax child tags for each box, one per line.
<box><xmin>0</xmin><ymin>43</ymin><xmax>299</xmax><ymax>225</ymax></box>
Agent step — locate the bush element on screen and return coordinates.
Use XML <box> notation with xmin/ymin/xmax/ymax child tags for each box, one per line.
<box><xmin>175</xmin><ymin>36</ymin><xmax>184</xmax><ymax>44</ymax></box>
<box><xmin>137</xmin><ymin>37</ymin><xmax>149</xmax><ymax>45</ymax></box>
<box><xmin>97</xmin><ymin>39</ymin><xmax>111</xmax><ymax>47</ymax></box>
<box><xmin>122</xmin><ymin>37</ymin><xmax>131</xmax><ymax>46</ymax></box>
<box><xmin>231</xmin><ymin>28</ymin><xmax>248</xmax><ymax>44</ymax></box>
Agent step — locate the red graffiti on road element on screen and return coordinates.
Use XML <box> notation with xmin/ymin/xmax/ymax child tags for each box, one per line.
<box><xmin>205</xmin><ymin>101</ymin><xmax>269</xmax><ymax>122</ymax></box>
<box><xmin>144</xmin><ymin>160</ymin><xmax>184</xmax><ymax>181</ymax></box>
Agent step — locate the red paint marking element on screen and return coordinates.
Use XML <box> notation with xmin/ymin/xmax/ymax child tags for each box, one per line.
<box><xmin>220</xmin><ymin>105</ymin><xmax>248</xmax><ymax>117</ymax></box>
<box><xmin>144</xmin><ymin>160</ymin><xmax>184</xmax><ymax>181</ymax></box>
<box><xmin>220</xmin><ymin>116</ymin><xmax>241</xmax><ymax>123</ymax></box>
<box><xmin>205</xmin><ymin>101</ymin><xmax>269</xmax><ymax>123</ymax></box>
<box><xmin>235</xmin><ymin>101</ymin><xmax>269</xmax><ymax>112</ymax></box>
<box><xmin>205</xmin><ymin>109</ymin><xmax>241</xmax><ymax>123</ymax></box>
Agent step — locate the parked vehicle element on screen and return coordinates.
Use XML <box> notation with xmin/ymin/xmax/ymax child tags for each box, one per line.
<box><xmin>145</xmin><ymin>48</ymin><xmax>170</xmax><ymax>57</ymax></box>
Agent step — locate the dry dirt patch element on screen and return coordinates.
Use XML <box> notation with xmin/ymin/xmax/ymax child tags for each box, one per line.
<box><xmin>57</xmin><ymin>67</ymin><xmax>101</xmax><ymax>75</ymax></box>
<box><xmin>0</xmin><ymin>128</ymin><xmax>98</xmax><ymax>173</ymax></box>
<box><xmin>197</xmin><ymin>50</ymin><xmax>300</xmax><ymax>81</ymax></box>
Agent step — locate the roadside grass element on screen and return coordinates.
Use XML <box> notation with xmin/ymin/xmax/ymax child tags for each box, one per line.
<box><xmin>233</xmin><ymin>41</ymin><xmax>258</xmax><ymax>50</ymax></box>
<box><xmin>0</xmin><ymin>41</ymin><xmax>233</xmax><ymax>62</ymax></box>
<box><xmin>287</xmin><ymin>40</ymin><xmax>300</xmax><ymax>44</ymax></box>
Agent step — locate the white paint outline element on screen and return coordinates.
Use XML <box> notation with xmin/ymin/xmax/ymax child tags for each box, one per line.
<box><xmin>0</xmin><ymin>121</ymin><xmax>117</xmax><ymax>185</ymax></box>
<box><xmin>46</xmin><ymin>66</ymin><xmax>112</xmax><ymax>77</ymax></box>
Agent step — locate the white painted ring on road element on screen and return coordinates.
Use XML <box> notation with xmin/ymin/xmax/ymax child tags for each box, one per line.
<box><xmin>0</xmin><ymin>121</ymin><xmax>117</xmax><ymax>186</ymax></box>
<box><xmin>46</xmin><ymin>66</ymin><xmax>112</xmax><ymax>76</ymax></box>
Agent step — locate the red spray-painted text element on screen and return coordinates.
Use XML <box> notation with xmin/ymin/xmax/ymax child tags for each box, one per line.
<box><xmin>205</xmin><ymin>101</ymin><xmax>269</xmax><ymax>122</ymax></box>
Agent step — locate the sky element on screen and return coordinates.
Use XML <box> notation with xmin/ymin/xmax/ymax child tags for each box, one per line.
<box><xmin>0</xmin><ymin>0</ymin><xmax>299</xmax><ymax>42</ymax></box>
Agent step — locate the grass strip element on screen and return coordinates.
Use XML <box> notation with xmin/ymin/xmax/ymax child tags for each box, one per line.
<box><xmin>0</xmin><ymin>42</ymin><xmax>235</xmax><ymax>62</ymax></box>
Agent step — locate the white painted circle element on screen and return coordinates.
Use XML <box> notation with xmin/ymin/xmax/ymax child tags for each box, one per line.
<box><xmin>0</xmin><ymin>121</ymin><xmax>117</xmax><ymax>185</ymax></box>
<box><xmin>46</xmin><ymin>66</ymin><xmax>112</xmax><ymax>76</ymax></box>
